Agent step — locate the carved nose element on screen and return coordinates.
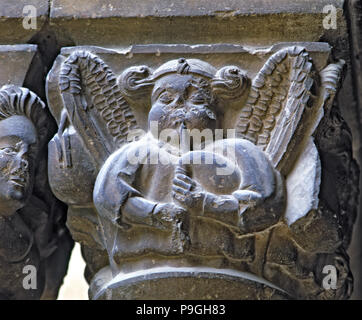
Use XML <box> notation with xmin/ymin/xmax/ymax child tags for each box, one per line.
<box><xmin>171</xmin><ymin>96</ymin><xmax>185</xmax><ymax>107</ymax></box>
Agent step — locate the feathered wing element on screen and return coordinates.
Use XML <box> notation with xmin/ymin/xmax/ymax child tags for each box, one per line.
<box><xmin>58</xmin><ymin>50</ymin><xmax>139</xmax><ymax>169</ymax></box>
<box><xmin>235</xmin><ymin>46</ymin><xmax>316</xmax><ymax>174</ymax></box>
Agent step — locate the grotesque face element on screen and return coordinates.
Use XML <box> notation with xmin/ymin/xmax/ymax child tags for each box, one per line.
<box><xmin>0</xmin><ymin>115</ymin><xmax>37</xmax><ymax>216</ymax></box>
<box><xmin>149</xmin><ymin>74</ymin><xmax>218</xmax><ymax>134</ymax></box>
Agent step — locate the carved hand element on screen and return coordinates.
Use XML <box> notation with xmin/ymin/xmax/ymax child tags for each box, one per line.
<box><xmin>172</xmin><ymin>172</ymin><xmax>205</xmax><ymax>211</ymax></box>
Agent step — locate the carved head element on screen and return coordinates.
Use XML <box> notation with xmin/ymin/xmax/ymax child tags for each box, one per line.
<box><xmin>0</xmin><ymin>86</ymin><xmax>48</xmax><ymax>216</ymax></box>
<box><xmin>119</xmin><ymin>58</ymin><xmax>249</xmax><ymax>134</ymax></box>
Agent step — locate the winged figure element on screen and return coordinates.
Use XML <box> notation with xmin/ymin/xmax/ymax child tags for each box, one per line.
<box><xmin>48</xmin><ymin>46</ymin><xmax>352</xmax><ymax>299</ymax></box>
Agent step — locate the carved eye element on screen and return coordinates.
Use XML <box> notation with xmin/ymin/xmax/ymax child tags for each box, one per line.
<box><xmin>190</xmin><ymin>93</ymin><xmax>208</xmax><ymax>104</ymax></box>
<box><xmin>158</xmin><ymin>92</ymin><xmax>173</xmax><ymax>104</ymax></box>
<box><xmin>0</xmin><ymin>147</ymin><xmax>16</xmax><ymax>155</ymax></box>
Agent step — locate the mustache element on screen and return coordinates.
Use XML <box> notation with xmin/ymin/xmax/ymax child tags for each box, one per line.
<box><xmin>164</xmin><ymin>106</ymin><xmax>217</xmax><ymax>126</ymax></box>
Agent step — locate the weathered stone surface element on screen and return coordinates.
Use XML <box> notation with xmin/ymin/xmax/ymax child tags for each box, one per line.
<box><xmin>285</xmin><ymin>138</ymin><xmax>321</xmax><ymax>226</ymax></box>
<box><xmin>345</xmin><ymin>0</ymin><xmax>362</xmax><ymax>300</ymax></box>
<box><xmin>49</xmin><ymin>0</ymin><xmax>346</xmax><ymax>47</ymax></box>
<box><xmin>51</xmin><ymin>0</ymin><xmax>343</xmax><ymax>17</ymax></box>
<box><xmin>0</xmin><ymin>85</ymin><xmax>74</xmax><ymax>300</ymax></box>
<box><xmin>0</xmin><ymin>44</ymin><xmax>73</xmax><ymax>300</ymax></box>
<box><xmin>0</xmin><ymin>0</ymin><xmax>48</xmax><ymax>44</ymax></box>
<box><xmin>0</xmin><ymin>45</ymin><xmax>37</xmax><ymax>86</ymax></box>
<box><xmin>0</xmin><ymin>0</ymin><xmax>358</xmax><ymax>302</ymax></box>
<box><xmin>46</xmin><ymin>41</ymin><xmax>356</xmax><ymax>300</ymax></box>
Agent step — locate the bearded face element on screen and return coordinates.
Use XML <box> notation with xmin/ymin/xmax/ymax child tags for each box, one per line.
<box><xmin>148</xmin><ymin>74</ymin><xmax>219</xmax><ymax>135</ymax></box>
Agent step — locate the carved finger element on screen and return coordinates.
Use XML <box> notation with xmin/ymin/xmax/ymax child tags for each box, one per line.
<box><xmin>172</xmin><ymin>185</ymin><xmax>189</xmax><ymax>196</ymax></box>
<box><xmin>175</xmin><ymin>166</ymin><xmax>188</xmax><ymax>175</ymax></box>
<box><xmin>173</xmin><ymin>177</ymin><xmax>192</xmax><ymax>191</ymax></box>
<box><xmin>175</xmin><ymin>174</ymin><xmax>195</xmax><ymax>186</ymax></box>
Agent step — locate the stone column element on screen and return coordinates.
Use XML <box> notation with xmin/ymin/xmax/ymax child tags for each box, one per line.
<box><xmin>45</xmin><ymin>0</ymin><xmax>360</xmax><ymax>300</ymax></box>
<box><xmin>0</xmin><ymin>0</ymin><xmax>361</xmax><ymax>300</ymax></box>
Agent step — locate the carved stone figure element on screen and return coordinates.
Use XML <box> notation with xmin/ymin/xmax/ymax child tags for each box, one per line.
<box><xmin>47</xmin><ymin>45</ymin><xmax>356</xmax><ymax>299</ymax></box>
<box><xmin>0</xmin><ymin>85</ymin><xmax>73</xmax><ymax>300</ymax></box>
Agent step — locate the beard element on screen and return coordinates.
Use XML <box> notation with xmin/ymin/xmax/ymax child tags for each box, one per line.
<box><xmin>162</xmin><ymin>105</ymin><xmax>217</xmax><ymax>133</ymax></box>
